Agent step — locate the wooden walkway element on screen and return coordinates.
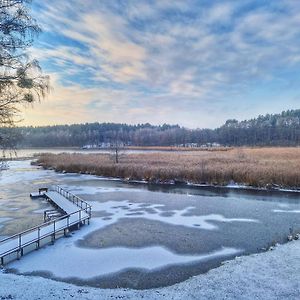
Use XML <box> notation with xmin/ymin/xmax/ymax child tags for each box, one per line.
<box><xmin>46</xmin><ymin>191</ymin><xmax>88</xmax><ymax>216</ymax></box>
<box><xmin>0</xmin><ymin>186</ymin><xmax>91</xmax><ymax>265</ymax></box>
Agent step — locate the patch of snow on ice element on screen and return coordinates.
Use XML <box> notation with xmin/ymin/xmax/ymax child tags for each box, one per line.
<box><xmin>0</xmin><ymin>217</ymin><xmax>12</xmax><ymax>230</ymax></box>
<box><xmin>273</xmin><ymin>209</ymin><xmax>300</xmax><ymax>214</ymax></box>
<box><xmin>88</xmin><ymin>200</ymin><xmax>259</xmax><ymax>230</ymax></box>
<box><xmin>10</xmin><ymin>238</ymin><xmax>241</xmax><ymax>279</ymax></box>
<box><xmin>276</xmin><ymin>203</ymin><xmax>290</xmax><ymax>208</ymax></box>
<box><xmin>0</xmin><ymin>217</ymin><xmax>12</xmax><ymax>224</ymax></box>
<box><xmin>32</xmin><ymin>208</ymin><xmax>49</xmax><ymax>214</ymax></box>
<box><xmin>0</xmin><ymin>206</ymin><xmax>19</xmax><ymax>212</ymax></box>
<box><xmin>8</xmin><ymin>212</ymin><xmax>242</xmax><ymax>280</ymax></box>
<box><xmin>61</xmin><ymin>185</ymin><xmax>142</xmax><ymax>196</ymax></box>
<box><xmin>0</xmin><ymin>160</ymin><xmax>53</xmax><ymax>185</ymax></box>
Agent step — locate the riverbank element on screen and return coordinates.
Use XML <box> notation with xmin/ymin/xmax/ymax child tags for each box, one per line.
<box><xmin>1</xmin><ymin>239</ymin><xmax>299</xmax><ymax>299</ymax></box>
<box><xmin>36</xmin><ymin>147</ymin><xmax>300</xmax><ymax>189</ymax></box>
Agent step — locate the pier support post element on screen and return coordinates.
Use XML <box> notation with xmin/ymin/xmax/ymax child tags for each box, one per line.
<box><xmin>17</xmin><ymin>249</ymin><xmax>23</xmax><ymax>260</ymax></box>
<box><xmin>36</xmin><ymin>227</ymin><xmax>40</xmax><ymax>250</ymax></box>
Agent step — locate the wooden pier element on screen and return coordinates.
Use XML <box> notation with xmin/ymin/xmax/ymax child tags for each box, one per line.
<box><xmin>0</xmin><ymin>186</ymin><xmax>92</xmax><ymax>265</ymax></box>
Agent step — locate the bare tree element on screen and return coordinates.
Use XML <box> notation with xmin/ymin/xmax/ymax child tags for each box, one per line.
<box><xmin>110</xmin><ymin>141</ymin><xmax>122</xmax><ymax>164</ymax></box>
<box><xmin>0</xmin><ymin>0</ymin><xmax>49</xmax><ymax>126</ymax></box>
<box><xmin>109</xmin><ymin>130</ymin><xmax>125</xmax><ymax>164</ymax></box>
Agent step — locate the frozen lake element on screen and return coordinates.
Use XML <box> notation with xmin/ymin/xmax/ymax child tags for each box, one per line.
<box><xmin>0</xmin><ymin>160</ymin><xmax>300</xmax><ymax>289</ymax></box>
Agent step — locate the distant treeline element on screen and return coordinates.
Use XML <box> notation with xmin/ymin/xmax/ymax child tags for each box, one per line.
<box><xmin>2</xmin><ymin>109</ymin><xmax>300</xmax><ymax>147</ymax></box>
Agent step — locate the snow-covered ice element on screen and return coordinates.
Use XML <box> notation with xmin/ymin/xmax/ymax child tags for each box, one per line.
<box><xmin>1</xmin><ymin>240</ymin><xmax>299</xmax><ymax>299</ymax></box>
<box><xmin>273</xmin><ymin>209</ymin><xmax>300</xmax><ymax>214</ymax></box>
<box><xmin>89</xmin><ymin>200</ymin><xmax>259</xmax><ymax>230</ymax></box>
<box><xmin>8</xmin><ymin>213</ymin><xmax>242</xmax><ymax>280</ymax></box>
<box><xmin>0</xmin><ymin>218</ymin><xmax>12</xmax><ymax>229</ymax></box>
<box><xmin>63</xmin><ymin>184</ymin><xmax>143</xmax><ymax>195</ymax></box>
<box><xmin>0</xmin><ymin>161</ymin><xmax>51</xmax><ymax>185</ymax></box>
<box><xmin>10</xmin><ymin>244</ymin><xmax>241</xmax><ymax>279</ymax></box>
<box><xmin>5</xmin><ymin>196</ymin><xmax>257</xmax><ymax>283</ymax></box>
<box><xmin>0</xmin><ymin>217</ymin><xmax>12</xmax><ymax>224</ymax></box>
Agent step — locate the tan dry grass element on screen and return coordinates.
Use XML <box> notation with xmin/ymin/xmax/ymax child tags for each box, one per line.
<box><xmin>36</xmin><ymin>147</ymin><xmax>300</xmax><ymax>188</ymax></box>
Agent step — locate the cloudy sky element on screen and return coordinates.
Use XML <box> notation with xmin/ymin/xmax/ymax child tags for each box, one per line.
<box><xmin>22</xmin><ymin>0</ymin><xmax>300</xmax><ymax>128</ymax></box>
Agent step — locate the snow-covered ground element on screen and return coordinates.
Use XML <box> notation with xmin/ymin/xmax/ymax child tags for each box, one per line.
<box><xmin>0</xmin><ymin>240</ymin><xmax>299</xmax><ymax>299</ymax></box>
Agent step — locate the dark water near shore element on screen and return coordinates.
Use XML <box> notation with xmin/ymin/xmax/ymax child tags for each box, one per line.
<box><xmin>1</xmin><ymin>160</ymin><xmax>300</xmax><ymax>289</ymax></box>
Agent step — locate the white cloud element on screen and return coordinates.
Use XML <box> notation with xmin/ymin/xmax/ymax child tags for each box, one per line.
<box><xmin>205</xmin><ymin>2</ymin><xmax>236</xmax><ymax>24</ymax></box>
<box><xmin>25</xmin><ymin>0</ymin><xmax>300</xmax><ymax>127</ymax></box>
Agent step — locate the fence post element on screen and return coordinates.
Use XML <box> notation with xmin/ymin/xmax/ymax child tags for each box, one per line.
<box><xmin>18</xmin><ymin>234</ymin><xmax>22</xmax><ymax>259</ymax></box>
<box><xmin>52</xmin><ymin>221</ymin><xmax>56</xmax><ymax>244</ymax></box>
<box><xmin>78</xmin><ymin>211</ymin><xmax>81</xmax><ymax>229</ymax></box>
<box><xmin>36</xmin><ymin>227</ymin><xmax>40</xmax><ymax>249</ymax></box>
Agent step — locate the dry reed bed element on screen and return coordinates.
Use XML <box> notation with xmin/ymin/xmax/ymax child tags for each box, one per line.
<box><xmin>36</xmin><ymin>147</ymin><xmax>300</xmax><ymax>188</ymax></box>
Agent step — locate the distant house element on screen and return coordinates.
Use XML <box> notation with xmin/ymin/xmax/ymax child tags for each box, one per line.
<box><xmin>212</xmin><ymin>142</ymin><xmax>221</xmax><ymax>147</ymax></box>
<box><xmin>200</xmin><ymin>142</ymin><xmax>222</xmax><ymax>148</ymax></box>
<box><xmin>185</xmin><ymin>143</ymin><xmax>198</xmax><ymax>148</ymax></box>
<box><xmin>99</xmin><ymin>142</ymin><xmax>111</xmax><ymax>148</ymax></box>
<box><xmin>176</xmin><ymin>143</ymin><xmax>199</xmax><ymax>148</ymax></box>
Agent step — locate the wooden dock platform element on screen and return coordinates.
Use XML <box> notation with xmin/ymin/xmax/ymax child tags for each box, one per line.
<box><xmin>0</xmin><ymin>186</ymin><xmax>92</xmax><ymax>265</ymax></box>
<box><xmin>30</xmin><ymin>188</ymin><xmax>49</xmax><ymax>199</ymax></box>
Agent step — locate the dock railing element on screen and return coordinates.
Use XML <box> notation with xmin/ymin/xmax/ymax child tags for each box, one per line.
<box><xmin>0</xmin><ymin>186</ymin><xmax>92</xmax><ymax>265</ymax></box>
<box><xmin>54</xmin><ymin>185</ymin><xmax>92</xmax><ymax>217</ymax></box>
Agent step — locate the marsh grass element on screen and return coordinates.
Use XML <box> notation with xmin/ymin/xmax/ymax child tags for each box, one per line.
<box><xmin>36</xmin><ymin>147</ymin><xmax>300</xmax><ymax>188</ymax></box>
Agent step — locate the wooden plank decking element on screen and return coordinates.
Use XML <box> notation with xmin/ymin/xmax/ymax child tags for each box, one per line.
<box><xmin>0</xmin><ymin>186</ymin><xmax>92</xmax><ymax>265</ymax></box>
<box><xmin>45</xmin><ymin>191</ymin><xmax>88</xmax><ymax>217</ymax></box>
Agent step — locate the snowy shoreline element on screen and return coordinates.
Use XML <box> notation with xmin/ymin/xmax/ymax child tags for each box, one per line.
<box><xmin>1</xmin><ymin>240</ymin><xmax>299</xmax><ymax>300</ymax></box>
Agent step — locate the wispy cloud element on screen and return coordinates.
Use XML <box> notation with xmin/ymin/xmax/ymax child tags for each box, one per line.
<box><xmin>24</xmin><ymin>0</ymin><xmax>300</xmax><ymax>128</ymax></box>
